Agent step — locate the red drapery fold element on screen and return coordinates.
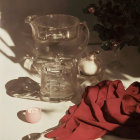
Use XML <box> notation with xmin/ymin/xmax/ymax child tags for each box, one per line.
<box><xmin>46</xmin><ymin>80</ymin><xmax>140</xmax><ymax>140</ymax></box>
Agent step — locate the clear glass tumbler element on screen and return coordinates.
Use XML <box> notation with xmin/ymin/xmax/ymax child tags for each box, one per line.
<box><xmin>40</xmin><ymin>59</ymin><xmax>77</xmax><ymax>102</ymax></box>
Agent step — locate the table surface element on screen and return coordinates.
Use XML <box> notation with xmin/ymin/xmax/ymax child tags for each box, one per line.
<box><xmin>1</xmin><ymin>28</ymin><xmax>140</xmax><ymax>140</ymax></box>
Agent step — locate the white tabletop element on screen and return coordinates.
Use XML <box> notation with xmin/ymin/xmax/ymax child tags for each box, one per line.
<box><xmin>0</xmin><ymin>27</ymin><xmax>140</xmax><ymax>140</ymax></box>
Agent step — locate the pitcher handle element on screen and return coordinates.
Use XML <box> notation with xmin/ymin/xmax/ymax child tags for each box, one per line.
<box><xmin>79</xmin><ymin>22</ymin><xmax>90</xmax><ymax>48</ymax></box>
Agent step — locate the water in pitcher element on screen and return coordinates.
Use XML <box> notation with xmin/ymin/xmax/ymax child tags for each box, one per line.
<box><xmin>34</xmin><ymin>30</ymin><xmax>85</xmax><ymax>61</ymax></box>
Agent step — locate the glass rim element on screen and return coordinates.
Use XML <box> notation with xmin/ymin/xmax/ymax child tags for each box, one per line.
<box><xmin>31</xmin><ymin>14</ymin><xmax>80</xmax><ymax>29</ymax></box>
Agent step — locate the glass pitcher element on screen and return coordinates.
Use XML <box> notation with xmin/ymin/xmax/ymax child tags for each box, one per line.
<box><xmin>25</xmin><ymin>14</ymin><xmax>89</xmax><ymax>102</ymax></box>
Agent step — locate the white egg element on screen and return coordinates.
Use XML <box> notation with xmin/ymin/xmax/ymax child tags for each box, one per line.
<box><xmin>79</xmin><ymin>59</ymin><xmax>98</xmax><ymax>75</ymax></box>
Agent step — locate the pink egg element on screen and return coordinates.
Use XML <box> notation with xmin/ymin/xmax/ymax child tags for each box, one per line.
<box><xmin>25</xmin><ymin>107</ymin><xmax>41</xmax><ymax>123</ymax></box>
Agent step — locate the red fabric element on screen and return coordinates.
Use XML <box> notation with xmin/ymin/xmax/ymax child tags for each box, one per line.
<box><xmin>45</xmin><ymin>80</ymin><xmax>140</xmax><ymax>140</ymax></box>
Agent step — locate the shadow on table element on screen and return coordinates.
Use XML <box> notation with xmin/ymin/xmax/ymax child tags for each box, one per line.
<box><xmin>17</xmin><ymin>110</ymin><xmax>27</xmax><ymax>123</ymax></box>
<box><xmin>5</xmin><ymin>77</ymin><xmax>41</xmax><ymax>101</ymax></box>
<box><xmin>0</xmin><ymin>17</ymin><xmax>35</xmax><ymax>73</ymax></box>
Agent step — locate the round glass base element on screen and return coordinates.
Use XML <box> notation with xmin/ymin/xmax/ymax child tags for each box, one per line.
<box><xmin>40</xmin><ymin>95</ymin><xmax>74</xmax><ymax>102</ymax></box>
